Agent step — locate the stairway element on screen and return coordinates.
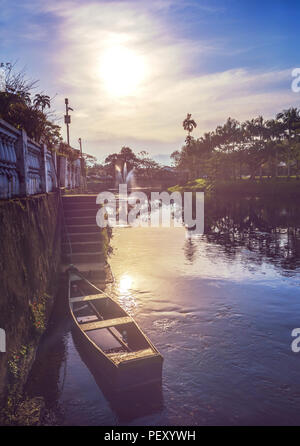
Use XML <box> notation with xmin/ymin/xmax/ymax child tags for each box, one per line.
<box><xmin>61</xmin><ymin>194</ymin><xmax>108</xmax><ymax>280</ymax></box>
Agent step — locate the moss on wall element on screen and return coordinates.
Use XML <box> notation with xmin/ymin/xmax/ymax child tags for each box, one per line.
<box><xmin>0</xmin><ymin>192</ymin><xmax>61</xmax><ymax>421</ymax></box>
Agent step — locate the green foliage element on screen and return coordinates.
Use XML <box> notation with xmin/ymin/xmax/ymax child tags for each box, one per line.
<box><xmin>29</xmin><ymin>294</ymin><xmax>50</xmax><ymax>334</ymax></box>
<box><xmin>169</xmin><ymin>177</ymin><xmax>300</xmax><ymax>197</ymax></box>
<box><xmin>2</xmin><ymin>345</ymin><xmax>49</xmax><ymax>426</ymax></box>
<box><xmin>173</xmin><ymin>108</ymin><xmax>300</xmax><ymax>181</ymax></box>
<box><xmin>136</xmin><ymin>151</ymin><xmax>160</xmax><ymax>178</ymax></box>
<box><xmin>7</xmin><ymin>346</ymin><xmax>28</xmax><ymax>381</ymax></box>
<box><xmin>104</xmin><ymin>146</ymin><xmax>139</xmax><ymax>177</ymax></box>
<box><xmin>33</xmin><ymin>94</ymin><xmax>50</xmax><ymax>112</ymax></box>
<box><xmin>57</xmin><ymin>142</ymin><xmax>80</xmax><ymax>163</ymax></box>
<box><xmin>101</xmin><ymin>146</ymin><xmax>163</xmax><ymax>180</ymax></box>
<box><xmin>169</xmin><ymin>178</ymin><xmax>208</xmax><ymax>193</ymax></box>
<box><xmin>8</xmin><ymin>353</ymin><xmax>21</xmax><ymax>379</ymax></box>
<box><xmin>0</xmin><ymin>65</ymin><xmax>62</xmax><ymax>148</ymax></box>
<box><xmin>183</xmin><ymin>113</ymin><xmax>197</xmax><ymax>146</ymax></box>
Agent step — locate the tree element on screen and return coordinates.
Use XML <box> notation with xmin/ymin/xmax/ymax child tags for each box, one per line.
<box><xmin>104</xmin><ymin>146</ymin><xmax>139</xmax><ymax>179</ymax></box>
<box><xmin>276</xmin><ymin>108</ymin><xmax>300</xmax><ymax>177</ymax></box>
<box><xmin>0</xmin><ymin>64</ymin><xmax>61</xmax><ymax>147</ymax></box>
<box><xmin>33</xmin><ymin>94</ymin><xmax>51</xmax><ymax>112</ymax></box>
<box><xmin>137</xmin><ymin>151</ymin><xmax>160</xmax><ymax>178</ymax></box>
<box><xmin>264</xmin><ymin>119</ymin><xmax>285</xmax><ymax>178</ymax></box>
<box><xmin>183</xmin><ymin>113</ymin><xmax>197</xmax><ymax>146</ymax></box>
<box><xmin>119</xmin><ymin>146</ymin><xmax>139</xmax><ymax>167</ymax></box>
<box><xmin>171</xmin><ymin>150</ymin><xmax>182</xmax><ymax>167</ymax></box>
<box><xmin>173</xmin><ymin>107</ymin><xmax>300</xmax><ymax>182</ymax></box>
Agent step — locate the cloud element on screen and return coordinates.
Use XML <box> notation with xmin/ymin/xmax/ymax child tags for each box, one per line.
<box><xmin>1</xmin><ymin>0</ymin><xmax>298</xmax><ymax>161</ymax></box>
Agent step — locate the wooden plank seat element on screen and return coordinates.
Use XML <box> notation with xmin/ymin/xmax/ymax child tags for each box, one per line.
<box><xmin>70</xmin><ymin>293</ymin><xmax>107</xmax><ymax>303</ymax></box>
<box><xmin>107</xmin><ymin>348</ymin><xmax>155</xmax><ymax>365</ymax></box>
<box><xmin>81</xmin><ymin>316</ymin><xmax>132</xmax><ymax>332</ymax></box>
<box><xmin>77</xmin><ymin>315</ymin><xmax>98</xmax><ymax>324</ymax></box>
<box><xmin>69</xmin><ymin>273</ymin><xmax>82</xmax><ymax>283</ymax></box>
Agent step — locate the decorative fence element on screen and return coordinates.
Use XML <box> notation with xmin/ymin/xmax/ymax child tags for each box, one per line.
<box><xmin>0</xmin><ymin>119</ymin><xmax>20</xmax><ymax>198</ymax></box>
<box><xmin>0</xmin><ymin>118</ymin><xmax>81</xmax><ymax>199</ymax></box>
<box><xmin>59</xmin><ymin>155</ymin><xmax>81</xmax><ymax>190</ymax></box>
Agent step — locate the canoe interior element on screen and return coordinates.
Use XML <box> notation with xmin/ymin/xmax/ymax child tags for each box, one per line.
<box><xmin>68</xmin><ymin>271</ymin><xmax>163</xmax><ymax>371</ymax></box>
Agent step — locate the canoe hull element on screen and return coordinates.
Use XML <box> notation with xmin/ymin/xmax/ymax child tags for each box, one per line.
<box><xmin>72</xmin><ymin>321</ymin><xmax>163</xmax><ymax>392</ymax></box>
<box><xmin>68</xmin><ymin>267</ymin><xmax>163</xmax><ymax>392</ymax></box>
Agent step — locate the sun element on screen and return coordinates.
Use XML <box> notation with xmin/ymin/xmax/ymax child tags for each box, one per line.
<box><xmin>100</xmin><ymin>46</ymin><xmax>146</xmax><ymax>97</ymax></box>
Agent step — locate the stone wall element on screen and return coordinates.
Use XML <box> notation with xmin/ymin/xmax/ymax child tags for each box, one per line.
<box><xmin>0</xmin><ymin>192</ymin><xmax>61</xmax><ymax>413</ymax></box>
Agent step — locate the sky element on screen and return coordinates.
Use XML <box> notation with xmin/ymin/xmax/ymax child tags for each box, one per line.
<box><xmin>0</xmin><ymin>0</ymin><xmax>300</xmax><ymax>164</ymax></box>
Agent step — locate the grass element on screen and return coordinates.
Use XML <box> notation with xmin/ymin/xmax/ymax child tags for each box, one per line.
<box><xmin>169</xmin><ymin>178</ymin><xmax>208</xmax><ymax>193</ymax></box>
<box><xmin>168</xmin><ymin>177</ymin><xmax>300</xmax><ymax>196</ymax></box>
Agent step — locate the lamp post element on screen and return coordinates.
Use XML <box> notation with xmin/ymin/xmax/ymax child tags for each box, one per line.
<box><xmin>64</xmin><ymin>98</ymin><xmax>74</xmax><ymax>146</ymax></box>
<box><xmin>78</xmin><ymin>137</ymin><xmax>85</xmax><ymax>191</ymax></box>
<box><xmin>78</xmin><ymin>137</ymin><xmax>82</xmax><ymax>158</ymax></box>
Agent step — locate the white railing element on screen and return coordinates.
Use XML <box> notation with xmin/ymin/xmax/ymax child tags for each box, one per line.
<box><xmin>59</xmin><ymin>156</ymin><xmax>81</xmax><ymax>189</ymax></box>
<box><xmin>0</xmin><ymin>120</ymin><xmax>20</xmax><ymax>198</ymax></box>
<box><xmin>0</xmin><ymin>118</ymin><xmax>83</xmax><ymax>199</ymax></box>
<box><xmin>27</xmin><ymin>139</ymin><xmax>43</xmax><ymax>195</ymax></box>
<box><xmin>46</xmin><ymin>150</ymin><xmax>56</xmax><ymax>193</ymax></box>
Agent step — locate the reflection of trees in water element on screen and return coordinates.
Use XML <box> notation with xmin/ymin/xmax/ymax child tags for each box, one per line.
<box><xmin>186</xmin><ymin>197</ymin><xmax>300</xmax><ymax>272</ymax></box>
<box><xmin>184</xmin><ymin>238</ymin><xmax>198</xmax><ymax>263</ymax></box>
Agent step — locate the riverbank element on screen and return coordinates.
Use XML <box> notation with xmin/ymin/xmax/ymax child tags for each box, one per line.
<box><xmin>0</xmin><ymin>192</ymin><xmax>61</xmax><ymax>425</ymax></box>
<box><xmin>168</xmin><ymin>177</ymin><xmax>300</xmax><ymax>197</ymax></box>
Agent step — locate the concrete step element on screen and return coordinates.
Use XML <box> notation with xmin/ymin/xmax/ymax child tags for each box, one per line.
<box><xmin>63</xmin><ymin>202</ymin><xmax>100</xmax><ymax>211</ymax></box>
<box><xmin>62</xmin><ymin>251</ymin><xmax>106</xmax><ymax>264</ymax></box>
<box><xmin>64</xmin><ymin>208</ymin><xmax>98</xmax><ymax>218</ymax></box>
<box><xmin>61</xmin><ymin>195</ymin><xmax>108</xmax><ymax>267</ymax></box>
<box><xmin>62</xmin><ymin>241</ymin><xmax>101</xmax><ymax>253</ymax></box>
<box><xmin>62</xmin><ymin>195</ymin><xmax>98</xmax><ymax>208</ymax></box>
<box><xmin>65</xmin><ymin>215</ymin><xmax>97</xmax><ymax>226</ymax></box>
<box><xmin>60</xmin><ymin>261</ymin><xmax>113</xmax><ymax>282</ymax></box>
<box><xmin>66</xmin><ymin>224</ymin><xmax>99</xmax><ymax>233</ymax></box>
<box><xmin>62</xmin><ymin>194</ymin><xmax>98</xmax><ymax>202</ymax></box>
<box><xmin>62</xmin><ymin>232</ymin><xmax>101</xmax><ymax>243</ymax></box>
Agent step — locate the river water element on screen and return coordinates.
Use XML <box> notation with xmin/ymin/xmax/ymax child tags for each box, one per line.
<box><xmin>26</xmin><ymin>196</ymin><xmax>300</xmax><ymax>425</ymax></box>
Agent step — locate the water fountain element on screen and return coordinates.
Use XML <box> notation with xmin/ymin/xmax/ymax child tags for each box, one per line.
<box><xmin>115</xmin><ymin>162</ymin><xmax>134</xmax><ymax>188</ymax></box>
<box><xmin>113</xmin><ymin>162</ymin><xmax>135</xmax><ymax>225</ymax></box>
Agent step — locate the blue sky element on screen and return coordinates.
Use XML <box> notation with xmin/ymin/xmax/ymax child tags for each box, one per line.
<box><xmin>0</xmin><ymin>0</ymin><xmax>299</xmax><ymax>163</ymax></box>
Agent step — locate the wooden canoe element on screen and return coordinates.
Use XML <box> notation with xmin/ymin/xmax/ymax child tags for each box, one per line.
<box><xmin>67</xmin><ymin>267</ymin><xmax>163</xmax><ymax>391</ymax></box>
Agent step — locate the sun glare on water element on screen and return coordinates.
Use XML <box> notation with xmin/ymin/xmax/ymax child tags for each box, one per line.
<box><xmin>100</xmin><ymin>46</ymin><xmax>146</xmax><ymax>97</ymax></box>
<box><xmin>119</xmin><ymin>274</ymin><xmax>133</xmax><ymax>293</ymax></box>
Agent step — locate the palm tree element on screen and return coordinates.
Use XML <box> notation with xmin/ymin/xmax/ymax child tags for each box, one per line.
<box><xmin>265</xmin><ymin>119</ymin><xmax>285</xmax><ymax>177</ymax></box>
<box><xmin>243</xmin><ymin>117</ymin><xmax>268</xmax><ymax>180</ymax></box>
<box><xmin>276</xmin><ymin>108</ymin><xmax>300</xmax><ymax>177</ymax></box>
<box><xmin>33</xmin><ymin>94</ymin><xmax>51</xmax><ymax>112</ymax></box>
<box><xmin>183</xmin><ymin>113</ymin><xmax>197</xmax><ymax>146</ymax></box>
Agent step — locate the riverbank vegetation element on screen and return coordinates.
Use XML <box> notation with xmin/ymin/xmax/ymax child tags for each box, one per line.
<box><xmin>169</xmin><ymin>177</ymin><xmax>300</xmax><ymax>197</ymax></box>
<box><xmin>171</xmin><ymin>110</ymin><xmax>300</xmax><ymax>193</ymax></box>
